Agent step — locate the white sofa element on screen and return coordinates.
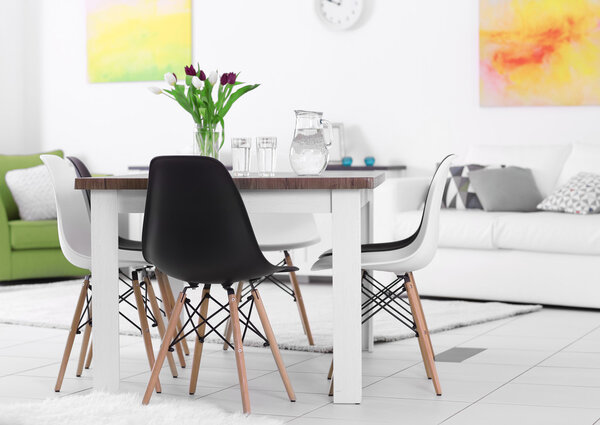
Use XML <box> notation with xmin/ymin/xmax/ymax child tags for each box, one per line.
<box><xmin>384</xmin><ymin>143</ymin><xmax>600</xmax><ymax>309</ymax></box>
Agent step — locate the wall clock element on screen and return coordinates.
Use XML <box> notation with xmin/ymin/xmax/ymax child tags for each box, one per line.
<box><xmin>315</xmin><ymin>0</ymin><xmax>364</xmax><ymax>30</ymax></box>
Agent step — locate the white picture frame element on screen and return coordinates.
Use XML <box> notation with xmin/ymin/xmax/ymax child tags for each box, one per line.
<box><xmin>328</xmin><ymin>122</ymin><xmax>346</xmax><ymax>163</ymax></box>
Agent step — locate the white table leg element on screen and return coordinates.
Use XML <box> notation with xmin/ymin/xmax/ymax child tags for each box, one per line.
<box><xmin>91</xmin><ymin>190</ymin><xmax>120</xmax><ymax>392</ymax></box>
<box><xmin>332</xmin><ymin>190</ymin><xmax>362</xmax><ymax>404</ymax></box>
<box><xmin>361</xmin><ymin>192</ymin><xmax>374</xmax><ymax>352</ymax></box>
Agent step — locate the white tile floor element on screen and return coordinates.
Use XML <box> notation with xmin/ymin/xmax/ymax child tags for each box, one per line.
<box><xmin>2</xmin><ymin>307</ymin><xmax>600</xmax><ymax>424</ymax></box>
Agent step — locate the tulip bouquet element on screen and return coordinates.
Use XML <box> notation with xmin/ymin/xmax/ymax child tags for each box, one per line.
<box><xmin>150</xmin><ymin>64</ymin><xmax>259</xmax><ymax>158</ymax></box>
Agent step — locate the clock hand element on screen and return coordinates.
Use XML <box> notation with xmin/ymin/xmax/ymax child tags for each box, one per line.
<box><xmin>325</xmin><ymin>0</ymin><xmax>342</xmax><ymax>5</ymax></box>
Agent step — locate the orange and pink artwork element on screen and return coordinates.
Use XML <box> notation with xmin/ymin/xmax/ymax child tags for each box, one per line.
<box><xmin>480</xmin><ymin>0</ymin><xmax>600</xmax><ymax>106</ymax></box>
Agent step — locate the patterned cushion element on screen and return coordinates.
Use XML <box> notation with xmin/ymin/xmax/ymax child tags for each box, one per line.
<box><xmin>537</xmin><ymin>172</ymin><xmax>600</xmax><ymax>215</ymax></box>
<box><xmin>442</xmin><ymin>164</ymin><xmax>487</xmax><ymax>209</ymax></box>
<box><xmin>5</xmin><ymin>165</ymin><xmax>57</xmax><ymax>221</ymax></box>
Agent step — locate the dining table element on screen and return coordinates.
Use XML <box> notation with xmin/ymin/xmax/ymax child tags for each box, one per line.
<box><xmin>75</xmin><ymin>170</ymin><xmax>385</xmax><ymax>404</ymax></box>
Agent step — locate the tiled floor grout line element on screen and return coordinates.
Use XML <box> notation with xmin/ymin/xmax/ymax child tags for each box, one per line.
<box><xmin>437</xmin><ymin>320</ymin><xmax>600</xmax><ymax>424</ymax></box>
<box><xmin>0</xmin><ymin>359</ymin><xmax>60</xmax><ymax>379</ymax></box>
<box><xmin>265</xmin><ymin>309</ymin><xmax>539</xmax><ymax>422</ymax></box>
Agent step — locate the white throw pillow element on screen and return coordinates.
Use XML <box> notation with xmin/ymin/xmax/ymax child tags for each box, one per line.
<box><xmin>537</xmin><ymin>172</ymin><xmax>600</xmax><ymax>215</ymax></box>
<box><xmin>5</xmin><ymin>164</ymin><xmax>57</xmax><ymax>221</ymax></box>
<box><xmin>557</xmin><ymin>143</ymin><xmax>600</xmax><ymax>187</ymax></box>
<box><xmin>464</xmin><ymin>144</ymin><xmax>571</xmax><ymax>198</ymax></box>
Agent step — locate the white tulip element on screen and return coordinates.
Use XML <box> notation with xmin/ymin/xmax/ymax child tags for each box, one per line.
<box><xmin>208</xmin><ymin>71</ymin><xmax>218</xmax><ymax>85</ymax></box>
<box><xmin>148</xmin><ymin>86</ymin><xmax>162</xmax><ymax>95</ymax></box>
<box><xmin>191</xmin><ymin>76</ymin><xmax>204</xmax><ymax>90</ymax></box>
<box><xmin>164</xmin><ymin>72</ymin><xmax>176</xmax><ymax>86</ymax></box>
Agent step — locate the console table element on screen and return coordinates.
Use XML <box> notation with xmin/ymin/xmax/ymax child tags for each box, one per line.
<box><xmin>75</xmin><ymin>171</ymin><xmax>385</xmax><ymax>404</ymax></box>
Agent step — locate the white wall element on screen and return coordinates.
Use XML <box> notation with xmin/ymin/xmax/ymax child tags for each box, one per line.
<box><xmin>0</xmin><ymin>1</ymin><xmax>25</xmax><ymax>153</ymax></box>
<box><xmin>29</xmin><ymin>0</ymin><xmax>600</xmax><ymax>175</ymax></box>
<box><xmin>0</xmin><ymin>0</ymin><xmax>42</xmax><ymax>154</ymax></box>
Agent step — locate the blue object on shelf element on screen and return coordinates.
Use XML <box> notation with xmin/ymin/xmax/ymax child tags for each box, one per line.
<box><xmin>341</xmin><ymin>156</ymin><xmax>353</xmax><ymax>167</ymax></box>
<box><xmin>364</xmin><ymin>156</ymin><xmax>375</xmax><ymax>166</ymax></box>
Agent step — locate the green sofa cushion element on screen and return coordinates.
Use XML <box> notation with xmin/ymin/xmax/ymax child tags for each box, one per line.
<box><xmin>0</xmin><ymin>150</ymin><xmax>63</xmax><ymax>221</ymax></box>
<box><xmin>9</xmin><ymin>219</ymin><xmax>60</xmax><ymax>250</ymax></box>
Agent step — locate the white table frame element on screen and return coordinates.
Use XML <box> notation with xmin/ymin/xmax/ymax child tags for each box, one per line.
<box><xmin>90</xmin><ymin>186</ymin><xmax>376</xmax><ymax>404</ymax></box>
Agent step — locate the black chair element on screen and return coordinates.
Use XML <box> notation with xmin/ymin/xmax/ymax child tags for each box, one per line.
<box><xmin>141</xmin><ymin>156</ymin><xmax>297</xmax><ymax>414</ymax></box>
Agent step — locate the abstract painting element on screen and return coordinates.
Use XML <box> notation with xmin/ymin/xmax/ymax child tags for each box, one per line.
<box><xmin>86</xmin><ymin>0</ymin><xmax>191</xmax><ymax>83</ymax></box>
<box><xmin>480</xmin><ymin>0</ymin><xmax>600</xmax><ymax>106</ymax></box>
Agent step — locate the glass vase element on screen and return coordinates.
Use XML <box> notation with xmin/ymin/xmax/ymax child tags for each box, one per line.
<box><xmin>193</xmin><ymin>126</ymin><xmax>222</xmax><ymax>159</ymax></box>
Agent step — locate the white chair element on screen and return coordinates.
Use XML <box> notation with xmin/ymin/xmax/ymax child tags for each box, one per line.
<box><xmin>222</xmin><ymin>213</ymin><xmax>320</xmax><ymax>347</ymax></box>
<box><xmin>41</xmin><ymin>155</ymin><xmax>177</xmax><ymax>392</ymax></box>
<box><xmin>312</xmin><ymin>154</ymin><xmax>455</xmax><ymax>396</ymax></box>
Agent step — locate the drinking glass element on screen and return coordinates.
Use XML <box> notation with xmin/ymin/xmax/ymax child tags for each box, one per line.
<box><xmin>256</xmin><ymin>137</ymin><xmax>277</xmax><ymax>176</ymax></box>
<box><xmin>231</xmin><ymin>137</ymin><xmax>252</xmax><ymax>176</ymax></box>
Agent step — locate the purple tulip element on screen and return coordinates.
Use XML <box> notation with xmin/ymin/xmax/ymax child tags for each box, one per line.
<box><xmin>184</xmin><ymin>65</ymin><xmax>196</xmax><ymax>76</ymax></box>
<box><xmin>227</xmin><ymin>72</ymin><xmax>236</xmax><ymax>84</ymax></box>
<box><xmin>172</xmin><ymin>73</ymin><xmax>177</xmax><ymax>81</ymax></box>
<box><xmin>220</xmin><ymin>73</ymin><xmax>229</xmax><ymax>85</ymax></box>
<box><xmin>199</xmin><ymin>70</ymin><xmax>206</xmax><ymax>81</ymax></box>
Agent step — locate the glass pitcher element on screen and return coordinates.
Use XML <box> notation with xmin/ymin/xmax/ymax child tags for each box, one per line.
<box><xmin>290</xmin><ymin>110</ymin><xmax>333</xmax><ymax>176</ymax></box>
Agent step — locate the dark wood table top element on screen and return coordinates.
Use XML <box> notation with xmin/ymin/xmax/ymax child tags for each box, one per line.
<box><xmin>75</xmin><ymin>171</ymin><xmax>386</xmax><ymax>191</ymax></box>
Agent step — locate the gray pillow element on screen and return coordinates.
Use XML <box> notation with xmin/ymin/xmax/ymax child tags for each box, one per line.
<box><xmin>468</xmin><ymin>166</ymin><xmax>542</xmax><ymax>212</ymax></box>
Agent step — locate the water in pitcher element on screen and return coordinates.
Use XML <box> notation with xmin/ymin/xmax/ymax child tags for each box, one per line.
<box><xmin>290</xmin><ymin>128</ymin><xmax>330</xmax><ymax>175</ymax></box>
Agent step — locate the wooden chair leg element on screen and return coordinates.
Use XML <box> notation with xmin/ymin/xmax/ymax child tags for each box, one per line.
<box><xmin>227</xmin><ymin>286</ymin><xmax>251</xmax><ymax>414</ymax></box>
<box><xmin>405</xmin><ymin>273</ymin><xmax>441</xmax><ymax>395</ymax></box>
<box><xmin>189</xmin><ymin>285</ymin><xmax>211</xmax><ymax>395</ymax></box>
<box><xmin>284</xmin><ymin>251</ymin><xmax>314</xmax><ymax>346</ymax></box>
<box><xmin>222</xmin><ymin>281</ymin><xmax>243</xmax><ymax>351</ymax></box>
<box><xmin>156</xmin><ymin>269</ymin><xmax>186</xmax><ymax>368</ymax></box>
<box><xmin>85</xmin><ymin>340</ymin><xmax>93</xmax><ymax>369</ymax></box>
<box><xmin>143</xmin><ymin>291</ymin><xmax>187</xmax><ymax>405</ymax></box>
<box><xmin>251</xmin><ymin>287</ymin><xmax>296</xmax><ymax>402</ymax></box>
<box><xmin>160</xmin><ymin>273</ymin><xmax>190</xmax><ymax>357</ymax></box>
<box><xmin>409</xmin><ymin>272</ymin><xmax>435</xmax><ymax>357</ymax></box>
<box><xmin>132</xmin><ymin>272</ymin><xmax>161</xmax><ymax>393</ymax></box>
<box><xmin>144</xmin><ymin>272</ymin><xmax>178</xmax><ymax>378</ymax></box>
<box><xmin>76</xmin><ymin>302</ymin><xmax>92</xmax><ymax>378</ymax></box>
<box><xmin>328</xmin><ymin>377</ymin><xmax>334</xmax><ymax>396</ymax></box>
<box><xmin>55</xmin><ymin>276</ymin><xmax>89</xmax><ymax>391</ymax></box>
<box><xmin>327</xmin><ymin>359</ymin><xmax>333</xmax><ymax>380</ymax></box>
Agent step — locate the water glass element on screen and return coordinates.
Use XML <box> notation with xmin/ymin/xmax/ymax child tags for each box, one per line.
<box><xmin>256</xmin><ymin>137</ymin><xmax>277</xmax><ymax>176</ymax></box>
<box><xmin>231</xmin><ymin>137</ymin><xmax>252</xmax><ymax>176</ymax></box>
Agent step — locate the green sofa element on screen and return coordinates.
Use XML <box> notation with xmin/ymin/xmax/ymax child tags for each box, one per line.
<box><xmin>0</xmin><ymin>150</ymin><xmax>89</xmax><ymax>281</ymax></box>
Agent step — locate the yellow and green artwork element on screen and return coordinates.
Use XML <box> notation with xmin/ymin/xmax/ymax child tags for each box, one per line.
<box><xmin>480</xmin><ymin>0</ymin><xmax>600</xmax><ymax>106</ymax></box>
<box><xmin>86</xmin><ymin>0</ymin><xmax>191</xmax><ymax>83</ymax></box>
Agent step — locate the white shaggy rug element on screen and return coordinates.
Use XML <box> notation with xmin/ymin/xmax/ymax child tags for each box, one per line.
<box><xmin>0</xmin><ymin>279</ymin><xmax>541</xmax><ymax>353</ymax></box>
<box><xmin>0</xmin><ymin>392</ymin><xmax>282</xmax><ymax>425</ymax></box>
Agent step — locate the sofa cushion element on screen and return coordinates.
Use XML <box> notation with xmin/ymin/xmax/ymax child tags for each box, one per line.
<box><xmin>494</xmin><ymin>212</ymin><xmax>600</xmax><ymax>255</ymax></box>
<box><xmin>442</xmin><ymin>164</ymin><xmax>487</xmax><ymax>210</ymax></box>
<box><xmin>469</xmin><ymin>166</ymin><xmax>543</xmax><ymax>212</ymax></box>
<box><xmin>9</xmin><ymin>219</ymin><xmax>60</xmax><ymax>250</ymax></box>
<box><xmin>0</xmin><ymin>150</ymin><xmax>63</xmax><ymax>220</ymax></box>
<box><xmin>393</xmin><ymin>209</ymin><xmax>506</xmax><ymax>250</ymax></box>
<box><xmin>538</xmin><ymin>172</ymin><xmax>600</xmax><ymax>215</ymax></box>
<box><xmin>5</xmin><ymin>165</ymin><xmax>57</xmax><ymax>221</ymax></box>
<box><xmin>464</xmin><ymin>144</ymin><xmax>570</xmax><ymax>198</ymax></box>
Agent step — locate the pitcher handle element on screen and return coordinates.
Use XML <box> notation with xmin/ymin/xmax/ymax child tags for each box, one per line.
<box><xmin>320</xmin><ymin>119</ymin><xmax>334</xmax><ymax>147</ymax></box>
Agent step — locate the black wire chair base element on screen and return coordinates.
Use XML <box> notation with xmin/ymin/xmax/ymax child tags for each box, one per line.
<box><xmin>169</xmin><ymin>282</ymin><xmax>269</xmax><ymax>352</ymax></box>
<box><xmin>242</xmin><ymin>258</ymin><xmax>296</xmax><ymax>301</ymax></box>
<box><xmin>75</xmin><ymin>267</ymin><xmax>165</xmax><ymax>336</ymax></box>
<box><xmin>362</xmin><ymin>272</ymin><xmax>418</xmax><ymax>337</ymax></box>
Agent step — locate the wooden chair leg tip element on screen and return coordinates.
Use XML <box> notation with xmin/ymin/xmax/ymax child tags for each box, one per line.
<box><xmin>76</xmin><ymin>374</ymin><xmax>81</xmax><ymax>377</ymax></box>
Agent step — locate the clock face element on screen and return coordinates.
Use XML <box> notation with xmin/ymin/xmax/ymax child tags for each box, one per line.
<box><xmin>316</xmin><ymin>0</ymin><xmax>363</xmax><ymax>30</ymax></box>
